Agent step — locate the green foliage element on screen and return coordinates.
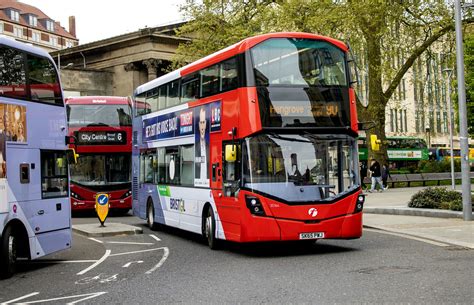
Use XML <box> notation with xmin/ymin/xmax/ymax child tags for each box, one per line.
<box><xmin>418</xmin><ymin>159</ymin><xmax>461</xmax><ymax>173</ymax></box>
<box><xmin>408</xmin><ymin>187</ymin><xmax>462</xmax><ymax>210</ymax></box>
<box><xmin>465</xmin><ymin>33</ymin><xmax>474</xmax><ymax>136</ymax></box>
<box><xmin>174</xmin><ymin>0</ymin><xmax>463</xmax><ymax>164</ymax></box>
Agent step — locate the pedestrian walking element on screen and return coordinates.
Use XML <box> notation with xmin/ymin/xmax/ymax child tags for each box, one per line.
<box><xmin>359</xmin><ymin>161</ymin><xmax>368</xmax><ymax>190</ymax></box>
<box><xmin>369</xmin><ymin>158</ymin><xmax>384</xmax><ymax>192</ymax></box>
<box><xmin>382</xmin><ymin>163</ymin><xmax>391</xmax><ymax>190</ymax></box>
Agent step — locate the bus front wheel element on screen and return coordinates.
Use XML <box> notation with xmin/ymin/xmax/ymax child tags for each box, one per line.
<box><xmin>147</xmin><ymin>199</ymin><xmax>159</xmax><ymax>231</ymax></box>
<box><xmin>0</xmin><ymin>226</ymin><xmax>17</xmax><ymax>279</ymax></box>
<box><xmin>204</xmin><ymin>207</ymin><xmax>220</xmax><ymax>250</ymax></box>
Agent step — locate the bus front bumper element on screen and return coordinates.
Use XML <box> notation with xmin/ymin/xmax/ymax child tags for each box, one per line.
<box><xmin>239</xmin><ymin>212</ymin><xmax>363</xmax><ymax>242</ymax></box>
<box><xmin>70</xmin><ymin>197</ymin><xmax>132</xmax><ymax>211</ymax></box>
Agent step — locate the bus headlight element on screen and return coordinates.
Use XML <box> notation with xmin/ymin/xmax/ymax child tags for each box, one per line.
<box><xmin>121</xmin><ymin>190</ymin><xmax>132</xmax><ymax>199</ymax></box>
<box><xmin>245</xmin><ymin>196</ymin><xmax>266</xmax><ymax>216</ymax></box>
<box><xmin>354</xmin><ymin>194</ymin><xmax>365</xmax><ymax>213</ymax></box>
<box><xmin>71</xmin><ymin>191</ymin><xmax>84</xmax><ymax>200</ymax></box>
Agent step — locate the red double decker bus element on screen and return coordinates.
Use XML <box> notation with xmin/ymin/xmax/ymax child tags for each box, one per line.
<box><xmin>133</xmin><ymin>32</ymin><xmax>364</xmax><ymax>248</ymax></box>
<box><xmin>67</xmin><ymin>96</ymin><xmax>132</xmax><ymax>212</ymax></box>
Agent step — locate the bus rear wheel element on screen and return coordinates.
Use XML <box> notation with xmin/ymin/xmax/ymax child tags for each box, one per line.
<box><xmin>204</xmin><ymin>208</ymin><xmax>220</xmax><ymax>250</ymax></box>
<box><xmin>0</xmin><ymin>226</ymin><xmax>17</xmax><ymax>279</ymax></box>
<box><xmin>147</xmin><ymin>199</ymin><xmax>159</xmax><ymax>231</ymax></box>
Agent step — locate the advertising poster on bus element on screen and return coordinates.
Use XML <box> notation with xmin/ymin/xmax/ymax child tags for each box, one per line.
<box><xmin>0</xmin><ymin>102</ymin><xmax>27</xmax><ymax>212</ymax></box>
<box><xmin>194</xmin><ymin>104</ymin><xmax>210</xmax><ymax>187</ymax></box>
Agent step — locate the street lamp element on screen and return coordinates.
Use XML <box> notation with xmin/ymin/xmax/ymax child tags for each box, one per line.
<box><xmin>443</xmin><ymin>68</ymin><xmax>455</xmax><ymax>190</ymax></box>
<box><xmin>454</xmin><ymin>0</ymin><xmax>472</xmax><ymax>221</ymax></box>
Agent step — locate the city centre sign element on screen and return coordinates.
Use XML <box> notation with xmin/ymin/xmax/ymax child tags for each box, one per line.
<box><xmin>76</xmin><ymin>131</ymin><xmax>126</xmax><ymax>145</ymax></box>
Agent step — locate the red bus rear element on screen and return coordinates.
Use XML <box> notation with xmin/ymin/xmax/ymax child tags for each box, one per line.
<box><xmin>66</xmin><ymin>96</ymin><xmax>132</xmax><ymax>212</ymax></box>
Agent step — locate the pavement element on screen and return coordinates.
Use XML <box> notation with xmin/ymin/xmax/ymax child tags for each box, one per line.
<box><xmin>72</xmin><ymin>185</ymin><xmax>473</xmax><ymax>249</ymax></box>
<box><xmin>363</xmin><ymin>185</ymin><xmax>474</xmax><ymax>249</ymax></box>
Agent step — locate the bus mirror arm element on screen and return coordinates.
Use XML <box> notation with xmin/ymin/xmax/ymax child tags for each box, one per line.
<box><xmin>358</xmin><ymin>121</ymin><xmax>376</xmax><ymax>131</ymax></box>
<box><xmin>228</xmin><ymin>127</ymin><xmax>237</xmax><ymax>144</ymax></box>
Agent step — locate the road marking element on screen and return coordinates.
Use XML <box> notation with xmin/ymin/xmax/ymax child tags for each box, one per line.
<box><xmin>109</xmin><ymin>247</ymin><xmax>165</xmax><ymax>257</ymax></box>
<box><xmin>2</xmin><ymin>292</ymin><xmax>39</xmax><ymax>304</ymax></box>
<box><xmin>107</xmin><ymin>241</ymin><xmax>154</xmax><ymax>245</ymax></box>
<box><xmin>145</xmin><ymin>247</ymin><xmax>169</xmax><ymax>274</ymax></box>
<box><xmin>77</xmin><ymin>250</ymin><xmax>111</xmax><ymax>275</ymax></box>
<box><xmin>149</xmin><ymin>234</ymin><xmax>161</xmax><ymax>241</ymax></box>
<box><xmin>88</xmin><ymin>237</ymin><xmax>103</xmax><ymax>244</ymax></box>
<box><xmin>5</xmin><ymin>291</ymin><xmax>108</xmax><ymax>304</ymax></box>
<box><xmin>364</xmin><ymin>228</ymin><xmax>451</xmax><ymax>247</ymax></box>
<box><xmin>123</xmin><ymin>261</ymin><xmax>144</xmax><ymax>268</ymax></box>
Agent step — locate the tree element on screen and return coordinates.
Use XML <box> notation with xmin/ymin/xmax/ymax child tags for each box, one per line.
<box><xmin>464</xmin><ymin>33</ymin><xmax>474</xmax><ymax>136</ymax></box>
<box><xmin>175</xmin><ymin>0</ymin><xmax>468</xmax><ymax>163</ymax></box>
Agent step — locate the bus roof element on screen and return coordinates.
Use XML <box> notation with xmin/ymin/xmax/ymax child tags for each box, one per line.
<box><xmin>65</xmin><ymin>96</ymin><xmax>131</xmax><ymax>105</ymax></box>
<box><xmin>0</xmin><ymin>35</ymin><xmax>53</xmax><ymax>60</ymax></box>
<box><xmin>134</xmin><ymin>32</ymin><xmax>347</xmax><ymax>96</ymax></box>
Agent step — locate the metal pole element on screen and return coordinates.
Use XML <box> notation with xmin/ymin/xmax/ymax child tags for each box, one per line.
<box><xmin>443</xmin><ymin>68</ymin><xmax>455</xmax><ymax>190</ymax></box>
<box><xmin>454</xmin><ymin>0</ymin><xmax>472</xmax><ymax>221</ymax></box>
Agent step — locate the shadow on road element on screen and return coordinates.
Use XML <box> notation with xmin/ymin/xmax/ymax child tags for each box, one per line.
<box><xmin>143</xmin><ymin>223</ymin><xmax>359</xmax><ymax>257</ymax></box>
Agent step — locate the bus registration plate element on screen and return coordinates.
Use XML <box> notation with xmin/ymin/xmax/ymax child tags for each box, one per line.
<box><xmin>299</xmin><ymin>232</ymin><xmax>325</xmax><ymax>240</ymax></box>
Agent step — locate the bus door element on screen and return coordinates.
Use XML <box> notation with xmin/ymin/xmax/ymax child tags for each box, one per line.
<box><xmin>31</xmin><ymin>150</ymin><xmax>70</xmax><ymax>233</ymax></box>
<box><xmin>217</xmin><ymin>141</ymin><xmax>242</xmax><ymax>240</ymax></box>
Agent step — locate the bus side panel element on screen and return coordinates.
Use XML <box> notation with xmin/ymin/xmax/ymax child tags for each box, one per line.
<box><xmin>237</xmin><ymin>88</ymin><xmax>261</xmax><ymax>138</ymax></box>
<box><xmin>32</xmin><ymin>228</ymin><xmax>71</xmax><ymax>259</ymax></box>
<box><xmin>6</xmin><ymin>147</ymin><xmax>41</xmax><ymax>202</ymax></box>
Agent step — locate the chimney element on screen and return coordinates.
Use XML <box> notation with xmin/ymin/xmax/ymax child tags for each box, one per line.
<box><xmin>68</xmin><ymin>16</ymin><xmax>76</xmax><ymax>37</ymax></box>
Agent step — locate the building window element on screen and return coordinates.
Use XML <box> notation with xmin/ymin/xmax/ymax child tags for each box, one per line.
<box><xmin>46</xmin><ymin>20</ymin><xmax>55</xmax><ymax>32</ymax></box>
<box><xmin>404</xmin><ymin>109</ymin><xmax>408</xmax><ymax>132</ymax></box>
<box><xmin>50</xmin><ymin>37</ymin><xmax>58</xmax><ymax>47</ymax></box>
<box><xmin>29</xmin><ymin>15</ymin><xmax>38</xmax><ymax>27</ymax></box>
<box><xmin>443</xmin><ymin>111</ymin><xmax>448</xmax><ymax>133</ymax></box>
<box><xmin>402</xmin><ymin>78</ymin><xmax>406</xmax><ymax>100</ymax></box>
<box><xmin>390</xmin><ymin>109</ymin><xmax>394</xmax><ymax>132</ymax></box>
<box><xmin>399</xmin><ymin>109</ymin><xmax>404</xmax><ymax>132</ymax></box>
<box><xmin>32</xmin><ymin>32</ymin><xmax>40</xmax><ymax>42</ymax></box>
<box><xmin>394</xmin><ymin>110</ymin><xmax>398</xmax><ymax>132</ymax></box>
<box><xmin>0</xmin><ymin>22</ymin><xmax>3</xmax><ymax>33</ymax></box>
<box><xmin>13</xmin><ymin>26</ymin><xmax>22</xmax><ymax>38</ymax></box>
<box><xmin>66</xmin><ymin>40</ymin><xmax>74</xmax><ymax>48</ymax></box>
<box><xmin>10</xmin><ymin>10</ymin><xmax>20</xmax><ymax>22</ymax></box>
<box><xmin>436</xmin><ymin>111</ymin><xmax>441</xmax><ymax>133</ymax></box>
<box><xmin>415</xmin><ymin>111</ymin><xmax>420</xmax><ymax>133</ymax></box>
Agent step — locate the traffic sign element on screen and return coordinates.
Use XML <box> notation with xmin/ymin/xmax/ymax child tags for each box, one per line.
<box><xmin>95</xmin><ymin>193</ymin><xmax>110</xmax><ymax>226</ymax></box>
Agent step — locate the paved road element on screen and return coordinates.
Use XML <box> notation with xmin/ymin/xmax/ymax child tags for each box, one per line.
<box><xmin>0</xmin><ymin>213</ymin><xmax>472</xmax><ymax>304</ymax></box>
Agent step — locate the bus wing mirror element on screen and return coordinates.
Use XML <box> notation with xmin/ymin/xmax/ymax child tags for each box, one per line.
<box><xmin>66</xmin><ymin>148</ymin><xmax>79</xmax><ymax>164</ymax></box>
<box><xmin>225</xmin><ymin>145</ymin><xmax>236</xmax><ymax>162</ymax></box>
<box><xmin>65</xmin><ymin>135</ymin><xmax>77</xmax><ymax>146</ymax></box>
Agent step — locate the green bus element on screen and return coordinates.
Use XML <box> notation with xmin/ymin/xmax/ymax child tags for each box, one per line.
<box><xmin>358</xmin><ymin>136</ymin><xmax>429</xmax><ymax>168</ymax></box>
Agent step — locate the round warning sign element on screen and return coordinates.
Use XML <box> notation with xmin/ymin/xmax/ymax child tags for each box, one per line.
<box><xmin>97</xmin><ymin>194</ymin><xmax>109</xmax><ymax>206</ymax></box>
<box><xmin>95</xmin><ymin>193</ymin><xmax>110</xmax><ymax>226</ymax></box>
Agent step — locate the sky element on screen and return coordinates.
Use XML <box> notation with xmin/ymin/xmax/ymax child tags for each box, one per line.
<box><xmin>19</xmin><ymin>0</ymin><xmax>186</xmax><ymax>44</ymax></box>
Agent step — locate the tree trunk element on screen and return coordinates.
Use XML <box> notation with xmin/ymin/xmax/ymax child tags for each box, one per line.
<box><xmin>360</xmin><ymin>31</ymin><xmax>389</xmax><ymax>167</ymax></box>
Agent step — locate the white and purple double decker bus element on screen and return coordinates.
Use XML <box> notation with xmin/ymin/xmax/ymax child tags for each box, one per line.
<box><xmin>0</xmin><ymin>37</ymin><xmax>72</xmax><ymax>278</ymax></box>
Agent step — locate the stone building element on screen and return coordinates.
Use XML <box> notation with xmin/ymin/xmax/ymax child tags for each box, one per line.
<box><xmin>50</xmin><ymin>22</ymin><xmax>188</xmax><ymax>98</ymax></box>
